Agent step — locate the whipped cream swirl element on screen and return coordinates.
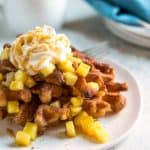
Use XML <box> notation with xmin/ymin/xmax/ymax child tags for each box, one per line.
<box><xmin>9</xmin><ymin>25</ymin><xmax>71</xmax><ymax>75</ymax></box>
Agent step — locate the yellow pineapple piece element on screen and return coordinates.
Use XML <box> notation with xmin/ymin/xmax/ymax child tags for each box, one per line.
<box><xmin>69</xmin><ymin>56</ymin><xmax>82</xmax><ymax>64</ymax></box>
<box><xmin>76</xmin><ymin>62</ymin><xmax>90</xmax><ymax>77</ymax></box>
<box><xmin>74</xmin><ymin>111</ymin><xmax>109</xmax><ymax>144</ymax></box>
<box><xmin>63</xmin><ymin>72</ymin><xmax>78</xmax><ymax>86</ymax></box>
<box><xmin>16</xmin><ymin>131</ymin><xmax>31</xmax><ymax>146</ymax></box>
<box><xmin>91</xmin><ymin>121</ymin><xmax>109</xmax><ymax>143</ymax></box>
<box><xmin>91</xmin><ymin>121</ymin><xmax>103</xmax><ymax>129</ymax></box>
<box><xmin>94</xmin><ymin>128</ymin><xmax>109</xmax><ymax>143</ymax></box>
<box><xmin>7</xmin><ymin>101</ymin><xmax>19</xmax><ymax>114</ymax></box>
<box><xmin>84</xmin><ymin>121</ymin><xmax>101</xmax><ymax>137</ymax></box>
<box><xmin>58</xmin><ymin>60</ymin><xmax>75</xmax><ymax>72</ymax></box>
<box><xmin>9</xmin><ymin>80</ymin><xmax>24</xmax><ymax>91</ymax></box>
<box><xmin>40</xmin><ymin>63</ymin><xmax>55</xmax><ymax>77</ymax></box>
<box><xmin>80</xmin><ymin>116</ymin><xmax>94</xmax><ymax>132</ymax></box>
<box><xmin>70</xmin><ymin>97</ymin><xmax>83</xmax><ymax>107</ymax></box>
<box><xmin>0</xmin><ymin>73</ymin><xmax>3</xmax><ymax>81</ymax></box>
<box><xmin>87</xmin><ymin>82</ymin><xmax>100</xmax><ymax>91</ymax></box>
<box><xmin>70</xmin><ymin>106</ymin><xmax>82</xmax><ymax>117</ymax></box>
<box><xmin>23</xmin><ymin>122</ymin><xmax>38</xmax><ymax>140</ymax></box>
<box><xmin>15</xmin><ymin>70</ymin><xmax>27</xmax><ymax>83</ymax></box>
<box><xmin>74</xmin><ymin>111</ymin><xmax>89</xmax><ymax>127</ymax></box>
<box><xmin>0</xmin><ymin>48</ymin><xmax>10</xmax><ymax>60</ymax></box>
<box><xmin>65</xmin><ymin>121</ymin><xmax>76</xmax><ymax>137</ymax></box>
<box><xmin>25</xmin><ymin>76</ymin><xmax>36</xmax><ymax>88</ymax></box>
<box><xmin>50</xmin><ymin>101</ymin><xmax>60</xmax><ymax>108</ymax></box>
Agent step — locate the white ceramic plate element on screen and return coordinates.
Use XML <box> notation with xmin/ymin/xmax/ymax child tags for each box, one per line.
<box><xmin>104</xmin><ymin>18</ymin><xmax>150</xmax><ymax>48</ymax></box>
<box><xmin>0</xmin><ymin>59</ymin><xmax>141</xmax><ymax>150</ymax></box>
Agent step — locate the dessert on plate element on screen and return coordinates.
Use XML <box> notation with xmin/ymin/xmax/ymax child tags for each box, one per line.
<box><xmin>0</xmin><ymin>25</ymin><xmax>128</xmax><ymax>146</ymax></box>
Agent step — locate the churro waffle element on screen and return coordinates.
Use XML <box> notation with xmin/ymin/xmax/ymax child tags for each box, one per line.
<box><xmin>0</xmin><ymin>26</ymin><xmax>128</xmax><ymax>146</ymax></box>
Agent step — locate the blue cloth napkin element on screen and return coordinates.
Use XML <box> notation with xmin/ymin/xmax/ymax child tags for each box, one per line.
<box><xmin>85</xmin><ymin>0</ymin><xmax>150</xmax><ymax>26</ymax></box>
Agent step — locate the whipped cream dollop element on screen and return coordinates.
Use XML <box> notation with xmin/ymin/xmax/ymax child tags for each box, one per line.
<box><xmin>9</xmin><ymin>25</ymin><xmax>71</xmax><ymax>75</ymax></box>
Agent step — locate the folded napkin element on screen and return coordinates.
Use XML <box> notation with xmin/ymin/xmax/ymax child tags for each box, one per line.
<box><xmin>86</xmin><ymin>0</ymin><xmax>150</xmax><ymax>26</ymax></box>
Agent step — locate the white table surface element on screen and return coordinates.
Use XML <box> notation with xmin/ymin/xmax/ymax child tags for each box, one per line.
<box><xmin>0</xmin><ymin>16</ymin><xmax>150</xmax><ymax>150</ymax></box>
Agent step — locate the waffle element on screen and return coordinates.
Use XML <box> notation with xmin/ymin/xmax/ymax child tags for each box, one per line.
<box><xmin>72</xmin><ymin>48</ymin><xmax>128</xmax><ymax>117</ymax></box>
<box><xmin>0</xmin><ymin>43</ymin><xmax>128</xmax><ymax>145</ymax></box>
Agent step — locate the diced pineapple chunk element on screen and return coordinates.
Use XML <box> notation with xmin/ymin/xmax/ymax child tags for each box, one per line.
<box><xmin>70</xmin><ymin>97</ymin><xmax>83</xmax><ymax>107</ymax></box>
<box><xmin>23</xmin><ymin>122</ymin><xmax>38</xmax><ymax>140</ymax></box>
<box><xmin>0</xmin><ymin>73</ymin><xmax>3</xmax><ymax>81</ymax></box>
<box><xmin>80</xmin><ymin>116</ymin><xmax>94</xmax><ymax>132</ymax></box>
<box><xmin>25</xmin><ymin>76</ymin><xmax>36</xmax><ymax>88</ymax></box>
<box><xmin>89</xmin><ymin>121</ymin><xmax>109</xmax><ymax>143</ymax></box>
<box><xmin>65</xmin><ymin>121</ymin><xmax>76</xmax><ymax>137</ymax></box>
<box><xmin>88</xmin><ymin>82</ymin><xmax>99</xmax><ymax>91</ymax></box>
<box><xmin>58</xmin><ymin>60</ymin><xmax>75</xmax><ymax>72</ymax></box>
<box><xmin>9</xmin><ymin>80</ymin><xmax>24</xmax><ymax>91</ymax></box>
<box><xmin>63</xmin><ymin>72</ymin><xmax>78</xmax><ymax>86</ymax></box>
<box><xmin>7</xmin><ymin>101</ymin><xmax>19</xmax><ymax>114</ymax></box>
<box><xmin>70</xmin><ymin>106</ymin><xmax>82</xmax><ymax>117</ymax></box>
<box><xmin>91</xmin><ymin>121</ymin><xmax>103</xmax><ymax>129</ymax></box>
<box><xmin>74</xmin><ymin>111</ymin><xmax>89</xmax><ymax>127</ymax></box>
<box><xmin>69</xmin><ymin>56</ymin><xmax>82</xmax><ymax>64</ymax></box>
<box><xmin>74</xmin><ymin>112</ymin><xmax>109</xmax><ymax>143</ymax></box>
<box><xmin>84</xmin><ymin>121</ymin><xmax>102</xmax><ymax>137</ymax></box>
<box><xmin>14</xmin><ymin>70</ymin><xmax>27</xmax><ymax>83</ymax></box>
<box><xmin>40</xmin><ymin>63</ymin><xmax>55</xmax><ymax>77</ymax></box>
<box><xmin>95</xmin><ymin>128</ymin><xmax>109</xmax><ymax>143</ymax></box>
<box><xmin>50</xmin><ymin>101</ymin><xmax>60</xmax><ymax>108</ymax></box>
<box><xmin>0</xmin><ymin>48</ymin><xmax>10</xmax><ymax>60</ymax></box>
<box><xmin>76</xmin><ymin>62</ymin><xmax>90</xmax><ymax>77</ymax></box>
<box><xmin>16</xmin><ymin>131</ymin><xmax>31</xmax><ymax>146</ymax></box>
